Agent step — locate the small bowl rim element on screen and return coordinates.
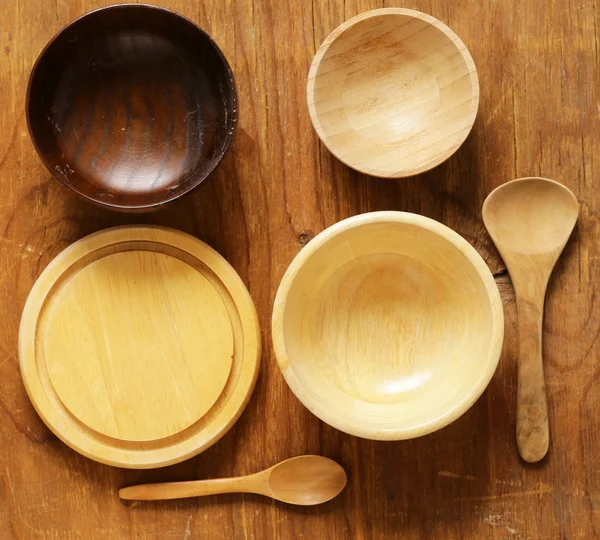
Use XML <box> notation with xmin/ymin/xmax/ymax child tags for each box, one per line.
<box><xmin>306</xmin><ymin>8</ymin><xmax>480</xmax><ymax>178</ymax></box>
<box><xmin>26</xmin><ymin>3</ymin><xmax>238</xmax><ymax>212</ymax></box>
<box><xmin>272</xmin><ymin>211</ymin><xmax>504</xmax><ymax>440</ymax></box>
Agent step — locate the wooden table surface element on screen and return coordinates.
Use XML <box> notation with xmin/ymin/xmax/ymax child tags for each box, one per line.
<box><xmin>1</xmin><ymin>0</ymin><xmax>598</xmax><ymax>538</ymax></box>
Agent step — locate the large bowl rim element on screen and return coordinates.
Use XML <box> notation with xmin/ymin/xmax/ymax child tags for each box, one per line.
<box><xmin>306</xmin><ymin>8</ymin><xmax>480</xmax><ymax>178</ymax></box>
<box><xmin>272</xmin><ymin>211</ymin><xmax>504</xmax><ymax>440</ymax></box>
<box><xmin>25</xmin><ymin>3</ymin><xmax>238</xmax><ymax>212</ymax></box>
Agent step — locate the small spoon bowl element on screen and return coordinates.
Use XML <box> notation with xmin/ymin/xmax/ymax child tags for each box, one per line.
<box><xmin>265</xmin><ymin>455</ymin><xmax>347</xmax><ymax>505</ymax></box>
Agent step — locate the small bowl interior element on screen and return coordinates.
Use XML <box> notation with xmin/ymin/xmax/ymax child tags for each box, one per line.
<box><xmin>309</xmin><ymin>10</ymin><xmax>478</xmax><ymax>177</ymax></box>
<box><xmin>279</xmin><ymin>220</ymin><xmax>496</xmax><ymax>438</ymax></box>
<box><xmin>27</xmin><ymin>5</ymin><xmax>237</xmax><ymax>210</ymax></box>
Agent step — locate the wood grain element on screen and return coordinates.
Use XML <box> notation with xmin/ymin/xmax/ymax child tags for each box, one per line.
<box><xmin>1</xmin><ymin>0</ymin><xmax>599</xmax><ymax>538</ymax></box>
<box><xmin>272</xmin><ymin>211</ymin><xmax>503</xmax><ymax>440</ymax></box>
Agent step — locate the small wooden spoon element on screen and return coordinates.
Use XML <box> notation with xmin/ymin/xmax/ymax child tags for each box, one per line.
<box><xmin>119</xmin><ymin>455</ymin><xmax>347</xmax><ymax>505</ymax></box>
<box><xmin>483</xmin><ymin>177</ymin><xmax>579</xmax><ymax>462</ymax></box>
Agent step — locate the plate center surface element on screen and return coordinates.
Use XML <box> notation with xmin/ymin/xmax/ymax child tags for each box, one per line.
<box><xmin>43</xmin><ymin>250</ymin><xmax>234</xmax><ymax>442</ymax></box>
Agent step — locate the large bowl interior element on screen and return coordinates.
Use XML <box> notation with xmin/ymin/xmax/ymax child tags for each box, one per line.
<box><xmin>27</xmin><ymin>4</ymin><xmax>237</xmax><ymax>210</ymax></box>
<box><xmin>274</xmin><ymin>214</ymin><xmax>502</xmax><ymax>439</ymax></box>
<box><xmin>307</xmin><ymin>9</ymin><xmax>479</xmax><ymax>177</ymax></box>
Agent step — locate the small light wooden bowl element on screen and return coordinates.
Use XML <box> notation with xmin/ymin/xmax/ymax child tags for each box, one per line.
<box><xmin>307</xmin><ymin>8</ymin><xmax>479</xmax><ymax>178</ymax></box>
<box><xmin>272</xmin><ymin>212</ymin><xmax>503</xmax><ymax>440</ymax></box>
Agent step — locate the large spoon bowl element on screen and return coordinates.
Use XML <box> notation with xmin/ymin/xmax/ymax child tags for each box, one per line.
<box><xmin>483</xmin><ymin>177</ymin><xmax>579</xmax><ymax>257</ymax></box>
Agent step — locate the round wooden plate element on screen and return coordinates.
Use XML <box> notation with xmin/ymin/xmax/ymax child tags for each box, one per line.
<box><xmin>19</xmin><ymin>226</ymin><xmax>260</xmax><ymax>468</ymax></box>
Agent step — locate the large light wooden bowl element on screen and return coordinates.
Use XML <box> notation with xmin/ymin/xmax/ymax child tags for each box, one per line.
<box><xmin>307</xmin><ymin>8</ymin><xmax>479</xmax><ymax>177</ymax></box>
<box><xmin>272</xmin><ymin>212</ymin><xmax>503</xmax><ymax>440</ymax></box>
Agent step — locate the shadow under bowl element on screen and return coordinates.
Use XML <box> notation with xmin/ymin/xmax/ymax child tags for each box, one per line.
<box><xmin>272</xmin><ymin>212</ymin><xmax>503</xmax><ymax>440</ymax></box>
<box><xmin>26</xmin><ymin>4</ymin><xmax>237</xmax><ymax>211</ymax></box>
<box><xmin>307</xmin><ymin>8</ymin><xmax>479</xmax><ymax>178</ymax></box>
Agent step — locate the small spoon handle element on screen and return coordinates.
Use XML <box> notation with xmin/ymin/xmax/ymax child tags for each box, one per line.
<box><xmin>119</xmin><ymin>475</ymin><xmax>261</xmax><ymax>501</ymax></box>
<box><xmin>516</xmin><ymin>294</ymin><xmax>549</xmax><ymax>462</ymax></box>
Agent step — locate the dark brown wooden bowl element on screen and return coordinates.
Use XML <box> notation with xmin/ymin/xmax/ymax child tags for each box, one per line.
<box><xmin>26</xmin><ymin>4</ymin><xmax>238</xmax><ymax>212</ymax></box>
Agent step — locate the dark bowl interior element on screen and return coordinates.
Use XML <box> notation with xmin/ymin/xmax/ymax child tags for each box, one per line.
<box><xmin>27</xmin><ymin>4</ymin><xmax>237</xmax><ymax>211</ymax></box>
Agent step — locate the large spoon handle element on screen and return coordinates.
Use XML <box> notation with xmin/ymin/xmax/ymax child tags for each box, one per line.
<box><xmin>516</xmin><ymin>294</ymin><xmax>549</xmax><ymax>462</ymax></box>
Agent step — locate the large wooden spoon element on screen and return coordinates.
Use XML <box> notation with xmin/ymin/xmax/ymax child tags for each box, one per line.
<box><xmin>483</xmin><ymin>177</ymin><xmax>579</xmax><ymax>462</ymax></box>
<box><xmin>119</xmin><ymin>455</ymin><xmax>347</xmax><ymax>505</ymax></box>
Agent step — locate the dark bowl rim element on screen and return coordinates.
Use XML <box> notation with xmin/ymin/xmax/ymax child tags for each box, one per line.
<box><xmin>25</xmin><ymin>3</ymin><xmax>239</xmax><ymax>212</ymax></box>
